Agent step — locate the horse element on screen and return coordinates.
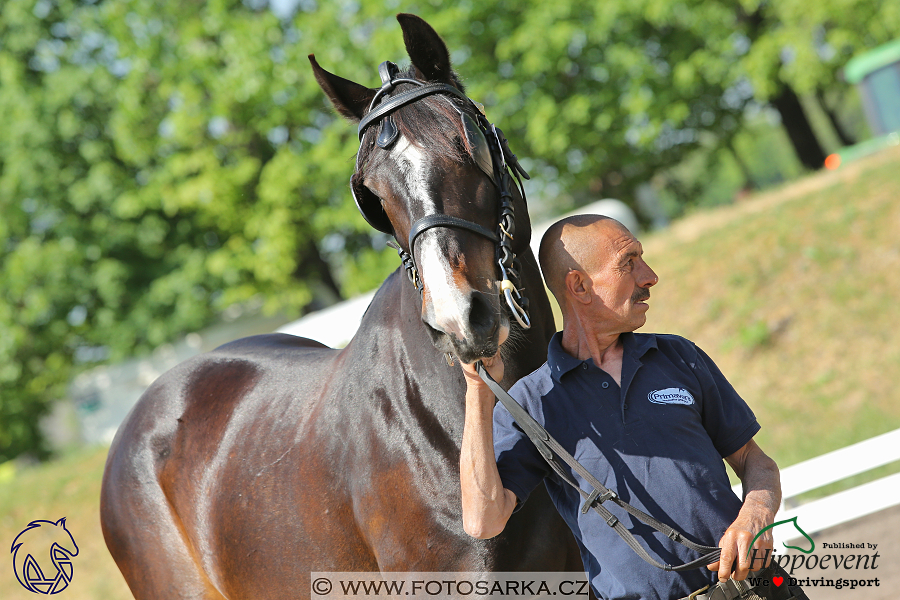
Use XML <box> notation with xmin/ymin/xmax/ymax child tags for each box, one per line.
<box><xmin>100</xmin><ymin>13</ymin><xmax>585</xmax><ymax>599</ymax></box>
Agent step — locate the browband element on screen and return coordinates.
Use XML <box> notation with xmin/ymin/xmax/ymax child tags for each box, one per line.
<box><xmin>358</xmin><ymin>83</ymin><xmax>472</xmax><ymax>141</ymax></box>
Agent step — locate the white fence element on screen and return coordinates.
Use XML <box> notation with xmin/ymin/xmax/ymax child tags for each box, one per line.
<box><xmin>733</xmin><ymin>428</ymin><xmax>900</xmax><ymax>546</ymax></box>
<box><xmin>277</xmin><ymin>291</ymin><xmax>375</xmax><ymax>348</ymax></box>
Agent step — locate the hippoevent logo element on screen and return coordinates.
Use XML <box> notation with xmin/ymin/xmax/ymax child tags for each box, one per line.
<box><xmin>747</xmin><ymin>516</ymin><xmax>816</xmax><ymax>557</ymax></box>
<box><xmin>745</xmin><ymin>517</ymin><xmax>882</xmax><ymax>592</ymax></box>
<box><xmin>10</xmin><ymin>518</ymin><xmax>79</xmax><ymax>594</ymax></box>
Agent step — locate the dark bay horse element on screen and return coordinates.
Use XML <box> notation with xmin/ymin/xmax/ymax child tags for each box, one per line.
<box><xmin>101</xmin><ymin>14</ymin><xmax>584</xmax><ymax>599</ymax></box>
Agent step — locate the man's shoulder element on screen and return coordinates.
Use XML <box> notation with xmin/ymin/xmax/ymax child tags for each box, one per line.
<box><xmin>640</xmin><ymin>332</ymin><xmax>699</xmax><ymax>356</ymax></box>
<box><xmin>508</xmin><ymin>361</ymin><xmax>554</xmax><ymax>404</ymax></box>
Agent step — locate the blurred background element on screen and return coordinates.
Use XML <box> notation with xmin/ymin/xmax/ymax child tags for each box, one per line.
<box><xmin>3</xmin><ymin>0</ymin><xmax>899</xmax><ymax>463</ymax></box>
<box><xmin>1</xmin><ymin>1</ymin><xmax>900</xmax><ymax>597</ymax></box>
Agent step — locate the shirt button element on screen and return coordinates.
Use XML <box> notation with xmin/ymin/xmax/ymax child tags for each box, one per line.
<box><xmin>601</xmin><ymin>382</ymin><xmax>609</xmax><ymax>389</ymax></box>
<box><xmin>623</xmin><ymin>403</ymin><xmax>629</xmax><ymax>410</ymax></box>
<box><xmin>582</xmin><ymin>363</ymin><xmax>588</xmax><ymax>370</ymax></box>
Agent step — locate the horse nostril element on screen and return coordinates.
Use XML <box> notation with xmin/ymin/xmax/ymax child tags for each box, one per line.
<box><xmin>468</xmin><ymin>291</ymin><xmax>497</xmax><ymax>338</ymax></box>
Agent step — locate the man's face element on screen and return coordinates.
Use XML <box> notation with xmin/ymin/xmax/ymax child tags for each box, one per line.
<box><xmin>583</xmin><ymin>223</ymin><xmax>658</xmax><ymax>332</ymax></box>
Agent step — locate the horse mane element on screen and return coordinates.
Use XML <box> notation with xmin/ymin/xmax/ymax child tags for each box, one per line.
<box><xmin>356</xmin><ymin>65</ymin><xmax>476</xmax><ymax>170</ymax></box>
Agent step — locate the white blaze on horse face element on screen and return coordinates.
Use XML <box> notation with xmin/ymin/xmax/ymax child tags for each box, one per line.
<box><xmin>392</xmin><ymin>135</ymin><xmax>436</xmax><ymax>213</ymax></box>
<box><xmin>393</xmin><ymin>135</ymin><xmax>472</xmax><ymax>339</ymax></box>
<box><xmin>418</xmin><ymin>234</ymin><xmax>471</xmax><ymax>339</ymax></box>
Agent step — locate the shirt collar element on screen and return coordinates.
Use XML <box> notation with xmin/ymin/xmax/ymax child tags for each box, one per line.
<box><xmin>547</xmin><ymin>330</ymin><xmax>658</xmax><ymax>382</ymax></box>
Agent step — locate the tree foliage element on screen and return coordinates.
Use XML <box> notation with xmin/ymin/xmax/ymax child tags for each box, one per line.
<box><xmin>0</xmin><ymin>0</ymin><xmax>395</xmax><ymax>460</ymax></box>
<box><xmin>434</xmin><ymin>0</ymin><xmax>754</xmax><ymax>209</ymax></box>
<box><xmin>1</xmin><ymin>0</ymin><xmax>898</xmax><ymax>461</ymax></box>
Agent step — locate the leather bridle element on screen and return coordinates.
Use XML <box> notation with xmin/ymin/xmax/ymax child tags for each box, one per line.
<box><xmin>354</xmin><ymin>61</ymin><xmax>532</xmax><ymax>330</ymax></box>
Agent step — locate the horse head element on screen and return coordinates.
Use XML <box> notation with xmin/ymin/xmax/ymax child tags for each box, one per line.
<box><xmin>310</xmin><ymin>14</ymin><xmax>534</xmax><ymax>364</ymax></box>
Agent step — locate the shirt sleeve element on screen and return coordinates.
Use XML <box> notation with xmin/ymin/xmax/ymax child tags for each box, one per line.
<box><xmin>493</xmin><ymin>383</ymin><xmax>552</xmax><ymax>508</ymax></box>
<box><xmin>691</xmin><ymin>343</ymin><xmax>760</xmax><ymax>458</ymax></box>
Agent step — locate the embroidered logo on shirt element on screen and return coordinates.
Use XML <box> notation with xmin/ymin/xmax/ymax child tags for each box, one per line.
<box><xmin>648</xmin><ymin>388</ymin><xmax>694</xmax><ymax>405</ymax></box>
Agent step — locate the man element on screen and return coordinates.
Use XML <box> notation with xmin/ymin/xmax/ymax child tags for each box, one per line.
<box><xmin>460</xmin><ymin>215</ymin><xmax>781</xmax><ymax>600</ymax></box>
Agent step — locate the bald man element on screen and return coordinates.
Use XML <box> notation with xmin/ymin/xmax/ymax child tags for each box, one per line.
<box><xmin>460</xmin><ymin>215</ymin><xmax>786</xmax><ymax>600</ymax></box>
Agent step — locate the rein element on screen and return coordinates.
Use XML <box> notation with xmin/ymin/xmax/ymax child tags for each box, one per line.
<box><xmin>357</xmin><ymin>61</ymin><xmax>532</xmax><ymax>330</ymax></box>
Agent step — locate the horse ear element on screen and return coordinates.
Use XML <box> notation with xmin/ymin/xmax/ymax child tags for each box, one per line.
<box><xmin>397</xmin><ymin>13</ymin><xmax>461</xmax><ymax>88</ymax></box>
<box><xmin>308</xmin><ymin>54</ymin><xmax>376</xmax><ymax>122</ymax></box>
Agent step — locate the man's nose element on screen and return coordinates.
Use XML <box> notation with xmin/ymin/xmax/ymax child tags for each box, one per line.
<box><xmin>638</xmin><ymin>261</ymin><xmax>658</xmax><ymax>287</ymax></box>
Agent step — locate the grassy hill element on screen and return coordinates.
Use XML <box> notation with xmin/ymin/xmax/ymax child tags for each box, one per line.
<box><xmin>2</xmin><ymin>146</ymin><xmax>899</xmax><ymax>599</ymax></box>
<box><xmin>642</xmin><ymin>144</ymin><xmax>900</xmax><ymax>468</ymax></box>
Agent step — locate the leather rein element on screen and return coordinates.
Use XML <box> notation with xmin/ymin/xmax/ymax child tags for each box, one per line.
<box><xmin>356</xmin><ymin>61</ymin><xmax>532</xmax><ymax>330</ymax></box>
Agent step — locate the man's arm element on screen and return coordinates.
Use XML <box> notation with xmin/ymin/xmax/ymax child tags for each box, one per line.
<box><xmin>710</xmin><ymin>438</ymin><xmax>781</xmax><ymax>582</ymax></box>
<box><xmin>459</xmin><ymin>359</ymin><xmax>518</xmax><ymax>539</ymax></box>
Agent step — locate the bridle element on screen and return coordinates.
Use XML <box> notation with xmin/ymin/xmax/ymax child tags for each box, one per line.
<box><xmin>352</xmin><ymin>60</ymin><xmax>532</xmax><ymax>331</ymax></box>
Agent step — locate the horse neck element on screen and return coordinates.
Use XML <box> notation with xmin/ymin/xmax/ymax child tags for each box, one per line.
<box><xmin>353</xmin><ymin>268</ymin><xmax>444</xmax><ymax>363</ymax></box>
<box><xmin>347</xmin><ymin>270</ymin><xmax>468</xmax><ymax>424</ymax></box>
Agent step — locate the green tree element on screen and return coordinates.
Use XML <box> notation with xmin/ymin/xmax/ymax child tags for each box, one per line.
<box><xmin>710</xmin><ymin>0</ymin><xmax>900</xmax><ymax>168</ymax></box>
<box><xmin>432</xmin><ymin>0</ymin><xmax>900</xmax><ymax>194</ymax></box>
<box><xmin>0</xmin><ymin>0</ymin><xmax>402</xmax><ymax>461</ymax></box>
<box><xmin>428</xmin><ymin>0</ymin><xmax>753</xmax><ymax>212</ymax></box>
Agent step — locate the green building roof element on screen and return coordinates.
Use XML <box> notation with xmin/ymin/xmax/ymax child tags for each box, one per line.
<box><xmin>845</xmin><ymin>38</ymin><xmax>900</xmax><ymax>84</ymax></box>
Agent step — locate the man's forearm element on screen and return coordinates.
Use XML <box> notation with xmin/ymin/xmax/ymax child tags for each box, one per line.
<box><xmin>459</xmin><ymin>375</ymin><xmax>516</xmax><ymax>539</ymax></box>
<box><xmin>714</xmin><ymin>439</ymin><xmax>781</xmax><ymax>580</ymax></box>
<box><xmin>737</xmin><ymin>442</ymin><xmax>781</xmax><ymax>518</ymax></box>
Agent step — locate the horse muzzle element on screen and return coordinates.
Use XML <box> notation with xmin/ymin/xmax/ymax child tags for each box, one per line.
<box><xmin>421</xmin><ymin>287</ymin><xmax>508</xmax><ymax>364</ymax></box>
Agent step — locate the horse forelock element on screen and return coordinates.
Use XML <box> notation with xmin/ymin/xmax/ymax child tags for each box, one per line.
<box><xmin>356</xmin><ymin>66</ymin><xmax>475</xmax><ymax>174</ymax></box>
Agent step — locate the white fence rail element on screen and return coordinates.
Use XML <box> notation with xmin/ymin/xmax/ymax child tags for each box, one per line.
<box><xmin>733</xmin><ymin>428</ymin><xmax>900</xmax><ymax>546</ymax></box>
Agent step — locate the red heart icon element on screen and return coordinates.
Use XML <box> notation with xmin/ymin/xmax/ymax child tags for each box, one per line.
<box><xmin>772</xmin><ymin>576</ymin><xmax>784</xmax><ymax>587</ymax></box>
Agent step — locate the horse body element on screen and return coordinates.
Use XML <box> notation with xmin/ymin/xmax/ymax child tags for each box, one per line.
<box><xmin>102</xmin><ymin>266</ymin><xmax>577</xmax><ymax>599</ymax></box>
<box><xmin>101</xmin><ymin>14</ymin><xmax>585</xmax><ymax>599</ymax></box>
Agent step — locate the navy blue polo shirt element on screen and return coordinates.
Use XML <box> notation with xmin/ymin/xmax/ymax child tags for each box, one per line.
<box><xmin>494</xmin><ymin>332</ymin><xmax>760</xmax><ymax>600</ymax></box>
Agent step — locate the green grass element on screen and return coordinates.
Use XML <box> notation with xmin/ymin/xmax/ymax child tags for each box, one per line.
<box><xmin>2</xmin><ymin>146</ymin><xmax>899</xmax><ymax>598</ymax></box>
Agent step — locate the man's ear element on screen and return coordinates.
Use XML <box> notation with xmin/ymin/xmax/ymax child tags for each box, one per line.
<box><xmin>565</xmin><ymin>269</ymin><xmax>592</xmax><ymax>304</ymax></box>
<box><xmin>563</xmin><ymin>269</ymin><xmax>585</xmax><ymax>303</ymax></box>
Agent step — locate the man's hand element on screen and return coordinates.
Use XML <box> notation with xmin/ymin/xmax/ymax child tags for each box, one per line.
<box><xmin>710</xmin><ymin>439</ymin><xmax>780</xmax><ymax>581</ymax></box>
<box><xmin>460</xmin><ymin>353</ymin><xmax>505</xmax><ymax>387</ymax></box>
<box><xmin>710</xmin><ymin>506</ymin><xmax>774</xmax><ymax>581</ymax></box>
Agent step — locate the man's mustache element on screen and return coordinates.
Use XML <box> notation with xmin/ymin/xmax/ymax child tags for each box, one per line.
<box><xmin>632</xmin><ymin>289</ymin><xmax>650</xmax><ymax>303</ymax></box>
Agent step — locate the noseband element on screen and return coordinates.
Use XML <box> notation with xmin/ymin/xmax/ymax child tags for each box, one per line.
<box><xmin>355</xmin><ymin>60</ymin><xmax>532</xmax><ymax>330</ymax></box>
